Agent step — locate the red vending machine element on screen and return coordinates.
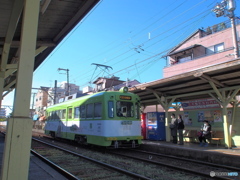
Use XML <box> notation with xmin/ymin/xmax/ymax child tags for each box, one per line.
<box><xmin>141</xmin><ymin>113</ymin><xmax>147</xmax><ymax>139</ymax></box>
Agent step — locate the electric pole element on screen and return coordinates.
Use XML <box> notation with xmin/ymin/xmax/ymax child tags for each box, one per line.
<box><xmin>31</xmin><ymin>93</ymin><xmax>36</xmax><ymax>118</ymax></box>
<box><xmin>58</xmin><ymin>68</ymin><xmax>70</xmax><ymax>96</ymax></box>
<box><xmin>212</xmin><ymin>0</ymin><xmax>239</xmax><ymax>58</ymax></box>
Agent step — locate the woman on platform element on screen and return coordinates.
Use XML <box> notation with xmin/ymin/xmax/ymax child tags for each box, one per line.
<box><xmin>199</xmin><ymin>120</ymin><xmax>211</xmax><ymax>147</ymax></box>
<box><xmin>177</xmin><ymin>115</ymin><xmax>185</xmax><ymax>145</ymax></box>
<box><xmin>170</xmin><ymin>113</ymin><xmax>178</xmax><ymax>144</ymax></box>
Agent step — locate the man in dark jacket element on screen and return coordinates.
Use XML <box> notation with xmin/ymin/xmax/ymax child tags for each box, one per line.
<box><xmin>177</xmin><ymin>114</ymin><xmax>185</xmax><ymax>145</ymax></box>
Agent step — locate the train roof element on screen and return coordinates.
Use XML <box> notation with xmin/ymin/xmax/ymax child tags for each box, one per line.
<box><xmin>47</xmin><ymin>89</ymin><xmax>138</xmax><ymax>110</ymax></box>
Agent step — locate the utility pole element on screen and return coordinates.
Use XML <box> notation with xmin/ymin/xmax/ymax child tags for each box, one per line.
<box><xmin>212</xmin><ymin>0</ymin><xmax>239</xmax><ymax>58</ymax></box>
<box><xmin>31</xmin><ymin>93</ymin><xmax>36</xmax><ymax>117</ymax></box>
<box><xmin>58</xmin><ymin>68</ymin><xmax>70</xmax><ymax>96</ymax></box>
<box><xmin>54</xmin><ymin>80</ymin><xmax>57</xmax><ymax>104</ymax></box>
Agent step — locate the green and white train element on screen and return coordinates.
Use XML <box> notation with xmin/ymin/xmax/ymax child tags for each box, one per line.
<box><xmin>45</xmin><ymin>87</ymin><xmax>142</xmax><ymax>148</ymax></box>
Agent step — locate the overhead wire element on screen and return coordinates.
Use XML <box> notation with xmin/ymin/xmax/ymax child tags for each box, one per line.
<box><xmin>71</xmin><ymin>0</ymin><xmax>221</xmax><ymax>87</ymax></box>
<box><xmin>72</xmin><ymin>8</ymin><xmax>212</xmax><ymax>84</ymax></box>
<box><xmin>70</xmin><ymin>0</ymin><xmax>194</xmax><ymax>81</ymax></box>
<box><xmin>33</xmin><ymin>0</ymin><xmax>103</xmax><ymax>75</ymax></box>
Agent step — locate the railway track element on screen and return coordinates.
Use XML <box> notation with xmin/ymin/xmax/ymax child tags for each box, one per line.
<box><xmin>31</xmin><ymin>136</ymin><xmax>214</xmax><ymax>180</ymax></box>
<box><xmin>32</xmin><ymin>138</ymin><xmax>150</xmax><ymax>180</ymax></box>
<box><xmin>107</xmin><ymin>149</ymin><xmax>240</xmax><ymax>180</ymax></box>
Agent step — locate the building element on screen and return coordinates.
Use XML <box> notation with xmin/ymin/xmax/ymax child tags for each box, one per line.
<box><xmin>110</xmin><ymin>79</ymin><xmax>141</xmax><ymax>91</ymax></box>
<box><xmin>163</xmin><ymin>19</ymin><xmax>240</xmax><ymax>77</ymax></box>
<box><xmin>34</xmin><ymin>86</ymin><xmax>50</xmax><ymax>115</ymax></box>
<box><xmin>47</xmin><ymin>82</ymin><xmax>81</xmax><ymax>106</ymax></box>
<box><xmin>93</xmin><ymin>76</ymin><xmax>125</xmax><ymax>92</ymax></box>
<box><xmin>91</xmin><ymin>76</ymin><xmax>141</xmax><ymax>92</ymax></box>
<box><xmin>34</xmin><ymin>82</ymin><xmax>81</xmax><ymax>112</ymax></box>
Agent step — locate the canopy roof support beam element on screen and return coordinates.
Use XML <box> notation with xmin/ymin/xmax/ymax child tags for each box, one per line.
<box><xmin>209</xmin><ymin>88</ymin><xmax>239</xmax><ymax>148</ymax></box>
<box><xmin>196</xmin><ymin>73</ymin><xmax>240</xmax><ymax>148</ymax></box>
<box><xmin>1</xmin><ymin>1</ymin><xmax>40</xmax><ymax>179</ymax></box>
<box><xmin>0</xmin><ymin>0</ymin><xmax>24</xmax><ymax>107</ymax></box>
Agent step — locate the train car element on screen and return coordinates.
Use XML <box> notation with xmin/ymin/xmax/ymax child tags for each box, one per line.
<box><xmin>44</xmin><ymin>87</ymin><xmax>142</xmax><ymax>148</ymax></box>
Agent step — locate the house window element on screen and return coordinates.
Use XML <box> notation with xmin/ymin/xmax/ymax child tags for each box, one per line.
<box><xmin>97</xmin><ymin>83</ymin><xmax>103</xmax><ymax>91</ymax></box>
<box><xmin>178</xmin><ymin>55</ymin><xmax>192</xmax><ymax>63</ymax></box>
<box><xmin>214</xmin><ymin>43</ymin><xmax>224</xmax><ymax>53</ymax></box>
<box><xmin>206</xmin><ymin>43</ymin><xmax>224</xmax><ymax>55</ymax></box>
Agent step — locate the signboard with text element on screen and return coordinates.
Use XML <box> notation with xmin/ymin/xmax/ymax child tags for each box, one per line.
<box><xmin>181</xmin><ymin>98</ymin><xmax>221</xmax><ymax>110</ymax></box>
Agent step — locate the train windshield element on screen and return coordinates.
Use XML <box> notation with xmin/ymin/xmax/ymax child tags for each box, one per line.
<box><xmin>116</xmin><ymin>101</ymin><xmax>134</xmax><ymax>117</ymax></box>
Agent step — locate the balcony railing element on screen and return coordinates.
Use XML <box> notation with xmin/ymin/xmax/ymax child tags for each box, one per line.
<box><xmin>167</xmin><ymin>46</ymin><xmax>235</xmax><ymax>67</ymax></box>
<box><xmin>201</xmin><ymin>18</ymin><xmax>240</xmax><ymax>37</ymax></box>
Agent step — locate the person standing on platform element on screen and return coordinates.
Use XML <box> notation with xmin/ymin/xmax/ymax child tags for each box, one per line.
<box><xmin>170</xmin><ymin>113</ymin><xmax>178</xmax><ymax>144</ymax></box>
<box><xmin>198</xmin><ymin>120</ymin><xmax>211</xmax><ymax>147</ymax></box>
<box><xmin>177</xmin><ymin>114</ymin><xmax>185</xmax><ymax>145</ymax></box>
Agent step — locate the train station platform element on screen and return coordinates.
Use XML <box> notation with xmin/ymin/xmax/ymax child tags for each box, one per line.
<box><xmin>141</xmin><ymin>140</ymin><xmax>240</xmax><ymax>167</ymax></box>
<box><xmin>0</xmin><ymin>133</ymin><xmax>67</xmax><ymax>180</ymax></box>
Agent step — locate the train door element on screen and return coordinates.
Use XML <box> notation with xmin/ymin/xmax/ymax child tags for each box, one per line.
<box><xmin>66</xmin><ymin>106</ymin><xmax>73</xmax><ymax>139</ymax></box>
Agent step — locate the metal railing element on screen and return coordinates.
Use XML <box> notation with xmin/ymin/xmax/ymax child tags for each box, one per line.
<box><xmin>167</xmin><ymin>46</ymin><xmax>235</xmax><ymax>67</ymax></box>
<box><xmin>201</xmin><ymin>18</ymin><xmax>240</xmax><ymax>37</ymax></box>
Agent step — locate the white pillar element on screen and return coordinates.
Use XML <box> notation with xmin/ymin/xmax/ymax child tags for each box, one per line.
<box><xmin>1</xmin><ymin>0</ymin><xmax>40</xmax><ymax>179</ymax></box>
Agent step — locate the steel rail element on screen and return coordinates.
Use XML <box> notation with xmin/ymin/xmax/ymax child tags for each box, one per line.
<box><xmin>107</xmin><ymin>151</ymin><xmax>234</xmax><ymax>180</ymax></box>
<box><xmin>32</xmin><ymin>137</ymin><xmax>151</xmax><ymax>180</ymax></box>
<box><xmin>131</xmin><ymin>149</ymin><xmax>240</xmax><ymax>171</ymax></box>
<box><xmin>31</xmin><ymin>149</ymin><xmax>79</xmax><ymax>180</ymax></box>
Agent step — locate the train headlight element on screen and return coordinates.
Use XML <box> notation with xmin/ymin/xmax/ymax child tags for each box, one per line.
<box><xmin>119</xmin><ymin>86</ymin><xmax>128</xmax><ymax>93</ymax></box>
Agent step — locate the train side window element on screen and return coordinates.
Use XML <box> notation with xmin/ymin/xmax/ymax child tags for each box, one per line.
<box><xmin>56</xmin><ymin>110</ymin><xmax>60</xmax><ymax>120</ymax></box>
<box><xmin>68</xmin><ymin>108</ymin><xmax>72</xmax><ymax>119</ymax></box>
<box><xmin>62</xmin><ymin>109</ymin><xmax>66</xmax><ymax>119</ymax></box>
<box><xmin>48</xmin><ymin>112</ymin><xmax>52</xmax><ymax>120</ymax></box>
<box><xmin>53</xmin><ymin>111</ymin><xmax>57</xmax><ymax>119</ymax></box>
<box><xmin>80</xmin><ymin>105</ymin><xmax>86</xmax><ymax>118</ymax></box>
<box><xmin>74</xmin><ymin>107</ymin><xmax>80</xmax><ymax>118</ymax></box>
<box><xmin>86</xmin><ymin>103</ymin><xmax>94</xmax><ymax>118</ymax></box>
<box><xmin>94</xmin><ymin>102</ymin><xmax>102</xmax><ymax>118</ymax></box>
<box><xmin>108</xmin><ymin>101</ymin><xmax>114</xmax><ymax>118</ymax></box>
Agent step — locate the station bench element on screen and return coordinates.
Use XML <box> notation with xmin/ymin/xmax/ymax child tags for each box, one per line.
<box><xmin>211</xmin><ymin>131</ymin><xmax>224</xmax><ymax>147</ymax></box>
<box><xmin>183</xmin><ymin>130</ymin><xmax>197</xmax><ymax>142</ymax></box>
<box><xmin>183</xmin><ymin>130</ymin><xmax>224</xmax><ymax>147</ymax></box>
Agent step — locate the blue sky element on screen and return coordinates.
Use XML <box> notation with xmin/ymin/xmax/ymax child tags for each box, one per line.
<box><xmin>2</xmin><ymin>0</ymin><xmax>240</xmax><ymax>107</ymax></box>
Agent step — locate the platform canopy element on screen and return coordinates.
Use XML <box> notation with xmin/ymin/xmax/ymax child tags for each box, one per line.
<box><xmin>0</xmin><ymin>0</ymin><xmax>100</xmax><ymax>97</ymax></box>
<box><xmin>129</xmin><ymin>58</ymin><xmax>240</xmax><ymax>106</ymax></box>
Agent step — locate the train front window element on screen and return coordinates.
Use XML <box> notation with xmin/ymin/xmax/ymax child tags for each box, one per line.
<box><xmin>108</xmin><ymin>101</ymin><xmax>114</xmax><ymax>118</ymax></box>
<box><xmin>116</xmin><ymin>101</ymin><xmax>134</xmax><ymax>117</ymax></box>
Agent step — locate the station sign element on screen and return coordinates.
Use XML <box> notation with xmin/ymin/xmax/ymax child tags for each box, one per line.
<box><xmin>181</xmin><ymin>98</ymin><xmax>221</xmax><ymax>110</ymax></box>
